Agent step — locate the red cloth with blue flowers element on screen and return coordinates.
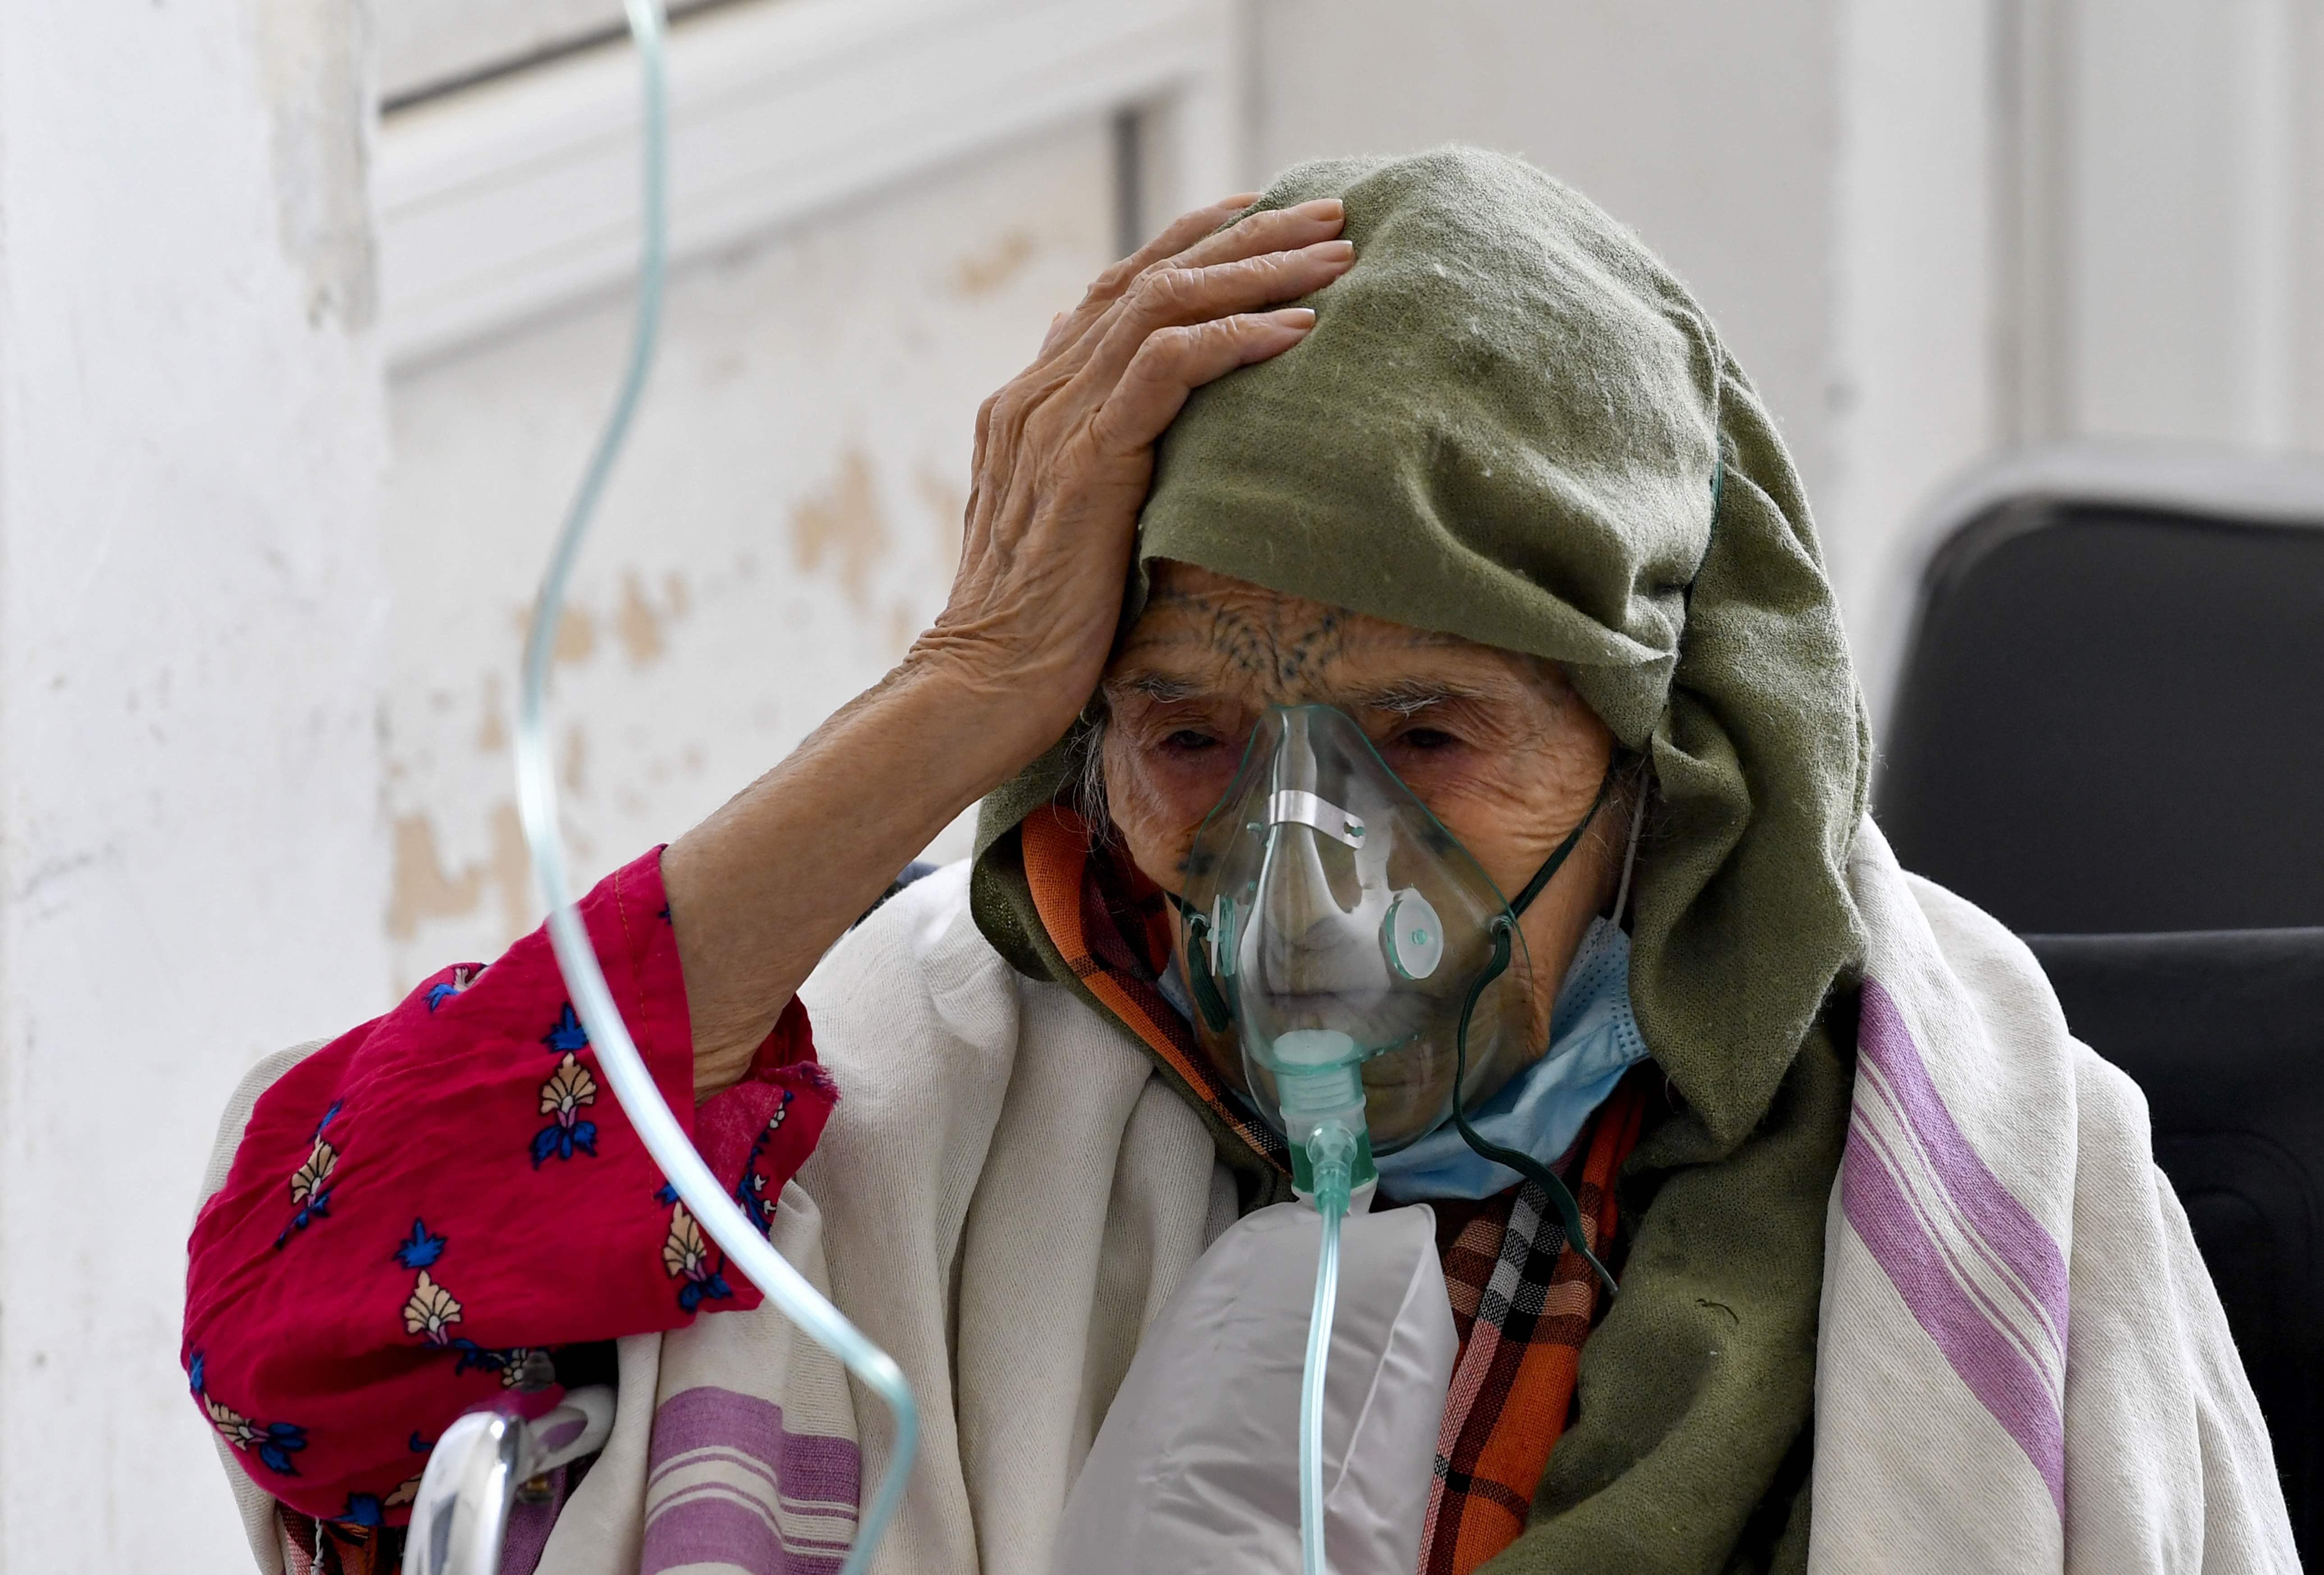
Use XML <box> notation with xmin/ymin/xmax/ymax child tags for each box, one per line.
<box><xmin>180</xmin><ymin>847</ymin><xmax>835</xmax><ymax>1530</ymax></box>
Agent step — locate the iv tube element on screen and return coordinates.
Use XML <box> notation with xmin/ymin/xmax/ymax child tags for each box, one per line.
<box><xmin>1299</xmin><ymin>1124</ymin><xmax>1358</xmax><ymax>1575</ymax></box>
<box><xmin>509</xmin><ymin>5</ymin><xmax>919</xmax><ymax>1572</ymax></box>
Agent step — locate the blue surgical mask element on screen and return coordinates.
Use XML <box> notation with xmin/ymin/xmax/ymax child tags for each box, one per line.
<box><xmin>1375</xmin><ymin>916</ymin><xmax>1646</xmax><ymax>1202</ymax></box>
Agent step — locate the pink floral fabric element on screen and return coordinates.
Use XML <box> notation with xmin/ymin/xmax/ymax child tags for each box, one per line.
<box><xmin>181</xmin><ymin>847</ymin><xmax>835</xmax><ymax>1530</ymax></box>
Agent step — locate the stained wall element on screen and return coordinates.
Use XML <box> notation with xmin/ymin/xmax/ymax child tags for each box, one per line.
<box><xmin>381</xmin><ymin>127</ymin><xmax>1114</xmax><ymax>985</ymax></box>
<box><xmin>14</xmin><ymin>0</ymin><xmax>2324</xmax><ymax>1567</ymax></box>
<box><xmin>0</xmin><ymin>0</ymin><xmax>393</xmax><ymax>1565</ymax></box>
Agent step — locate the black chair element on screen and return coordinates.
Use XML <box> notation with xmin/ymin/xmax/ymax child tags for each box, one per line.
<box><xmin>1878</xmin><ymin>454</ymin><xmax>2324</xmax><ymax>1556</ymax></box>
<box><xmin>1877</xmin><ymin>468</ymin><xmax>2324</xmax><ymax>934</ymax></box>
<box><xmin>2024</xmin><ymin>929</ymin><xmax>2324</xmax><ymax>1559</ymax></box>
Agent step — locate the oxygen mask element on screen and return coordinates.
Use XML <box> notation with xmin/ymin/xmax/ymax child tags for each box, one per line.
<box><xmin>1173</xmin><ymin>705</ymin><xmax>1621</xmax><ymax>1575</ymax></box>
<box><xmin>1175</xmin><ymin>705</ymin><xmax>1546</xmax><ymax>1187</ymax></box>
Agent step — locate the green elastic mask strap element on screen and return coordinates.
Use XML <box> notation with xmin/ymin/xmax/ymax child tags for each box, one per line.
<box><xmin>1452</xmin><ymin>916</ymin><xmax>1619</xmax><ymax>1297</ymax></box>
<box><xmin>1449</xmin><ymin>769</ymin><xmax>1621</xmax><ymax>1295</ymax></box>
<box><xmin>1174</xmin><ymin>902</ymin><xmax>1235</xmax><ymax>1034</ymax></box>
<box><xmin>1506</xmin><ymin>764</ymin><xmax>1616</xmax><ymax>919</ymax></box>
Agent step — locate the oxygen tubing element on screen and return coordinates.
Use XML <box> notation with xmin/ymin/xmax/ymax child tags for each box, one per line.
<box><xmin>510</xmin><ymin>5</ymin><xmax>917</xmax><ymax>1571</ymax></box>
<box><xmin>1299</xmin><ymin>1124</ymin><xmax>1357</xmax><ymax>1575</ymax></box>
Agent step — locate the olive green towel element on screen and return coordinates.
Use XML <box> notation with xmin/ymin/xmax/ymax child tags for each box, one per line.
<box><xmin>974</xmin><ymin>146</ymin><xmax>1868</xmax><ymax>1573</ymax></box>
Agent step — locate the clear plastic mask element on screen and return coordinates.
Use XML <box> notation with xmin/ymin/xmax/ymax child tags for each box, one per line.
<box><xmin>1176</xmin><ymin>705</ymin><xmax>1535</xmax><ymax>1154</ymax></box>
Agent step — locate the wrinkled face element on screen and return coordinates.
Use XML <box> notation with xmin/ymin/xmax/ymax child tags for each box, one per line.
<box><xmin>1099</xmin><ymin>561</ymin><xmax>1628</xmax><ymax>1054</ymax></box>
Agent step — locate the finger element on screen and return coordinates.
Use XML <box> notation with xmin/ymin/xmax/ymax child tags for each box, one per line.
<box><xmin>1079</xmin><ymin>194</ymin><xmax>1264</xmax><ymax>313</ymax></box>
<box><xmin>1087</xmin><ymin>309</ymin><xmax>1317</xmax><ymax>456</ymax></box>
<box><xmin>1040</xmin><ymin>198</ymin><xmax>1344</xmax><ymax>372</ymax></box>
<box><xmin>1167</xmin><ymin>197</ymin><xmax>1345</xmax><ymax>272</ymax></box>
<box><xmin>1073</xmin><ymin>239</ymin><xmax>1353</xmax><ymax>394</ymax></box>
<box><xmin>1036</xmin><ymin>195</ymin><xmax>1264</xmax><ymax>365</ymax></box>
<box><xmin>1122</xmin><ymin>193</ymin><xmax>1263</xmax><ymax>277</ymax></box>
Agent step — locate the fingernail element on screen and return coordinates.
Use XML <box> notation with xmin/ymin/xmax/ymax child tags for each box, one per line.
<box><xmin>1311</xmin><ymin>239</ymin><xmax>1355</xmax><ymax>262</ymax></box>
<box><xmin>1221</xmin><ymin>191</ymin><xmax>1262</xmax><ymax>207</ymax></box>
<box><xmin>1272</xmin><ymin>308</ymin><xmax>1318</xmax><ymax>327</ymax></box>
<box><xmin>1296</xmin><ymin>198</ymin><xmax>1346</xmax><ymax>218</ymax></box>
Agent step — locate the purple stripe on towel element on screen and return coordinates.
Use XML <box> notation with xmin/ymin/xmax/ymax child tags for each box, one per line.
<box><xmin>642</xmin><ymin>1493</ymin><xmax>845</xmax><ymax>1575</ymax></box>
<box><xmin>648</xmin><ymin>1388</ymin><xmax>862</xmax><ymax>1509</ymax></box>
<box><xmin>642</xmin><ymin>1387</ymin><xmax>861</xmax><ymax>1572</ymax></box>
<box><xmin>1858</xmin><ymin>980</ymin><xmax>2070</xmax><ymax>1346</ymax></box>
<box><xmin>501</xmin><ymin>1465</ymin><xmax>567</xmax><ymax>1575</ymax></box>
<box><xmin>652</xmin><ymin>1483</ymin><xmax>858</xmax><ymax>1552</ymax></box>
<box><xmin>1846</xmin><ymin>983</ymin><xmax>2067</xmax><ymax>1514</ymax></box>
<box><xmin>1845</xmin><ymin>1121</ymin><xmax>2067</xmax><ymax>1512</ymax></box>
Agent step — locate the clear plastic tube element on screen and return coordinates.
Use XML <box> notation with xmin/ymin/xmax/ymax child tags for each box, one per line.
<box><xmin>510</xmin><ymin>5</ymin><xmax>918</xmax><ymax>1571</ymax></box>
<box><xmin>1300</xmin><ymin>1126</ymin><xmax>1355</xmax><ymax>1575</ymax></box>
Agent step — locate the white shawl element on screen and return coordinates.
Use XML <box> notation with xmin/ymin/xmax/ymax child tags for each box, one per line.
<box><xmin>203</xmin><ymin>834</ymin><xmax>2296</xmax><ymax>1573</ymax></box>
<box><xmin>1810</xmin><ymin>822</ymin><xmax>2295</xmax><ymax>1573</ymax></box>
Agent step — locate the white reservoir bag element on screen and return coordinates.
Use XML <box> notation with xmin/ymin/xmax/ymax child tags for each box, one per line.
<box><xmin>1052</xmin><ymin>1201</ymin><xmax>1458</xmax><ymax>1575</ymax></box>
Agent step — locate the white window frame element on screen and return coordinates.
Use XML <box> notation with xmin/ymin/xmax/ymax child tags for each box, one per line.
<box><xmin>376</xmin><ymin>0</ymin><xmax>1243</xmax><ymax>367</ymax></box>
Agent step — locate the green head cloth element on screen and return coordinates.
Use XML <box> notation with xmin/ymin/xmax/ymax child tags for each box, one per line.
<box><xmin>972</xmin><ymin>147</ymin><xmax>1868</xmax><ymax>1572</ymax></box>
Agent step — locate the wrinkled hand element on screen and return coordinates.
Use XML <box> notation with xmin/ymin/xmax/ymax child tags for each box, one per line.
<box><xmin>909</xmin><ymin>194</ymin><xmax>1353</xmax><ymax>776</ymax></box>
<box><xmin>666</xmin><ymin>200</ymin><xmax>1349</xmax><ymax>1088</ymax></box>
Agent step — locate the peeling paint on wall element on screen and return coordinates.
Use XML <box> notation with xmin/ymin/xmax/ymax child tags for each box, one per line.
<box><xmin>915</xmin><ymin>463</ymin><xmax>968</xmax><ymax>576</ymax></box>
<box><xmin>390</xmin><ymin>811</ymin><xmax>485</xmax><ymax>937</ymax></box>
<box><xmin>381</xmin><ymin>121</ymin><xmax>1114</xmax><ymax>989</ymax></box>
<box><xmin>512</xmin><ymin>603</ymin><xmax>600</xmax><ymax>667</ymax></box>
<box><xmin>617</xmin><ymin>568</ymin><xmax>671</xmax><ymax>666</ymax></box>
<box><xmin>486</xmin><ymin>800</ymin><xmax>533</xmax><ymax>941</ymax></box>
<box><xmin>477</xmin><ymin>673</ymin><xmax>507</xmax><ymax>752</ymax></box>
<box><xmin>790</xmin><ymin>448</ymin><xmax>891</xmax><ymax>612</ymax></box>
<box><xmin>255</xmin><ymin>0</ymin><xmax>376</xmax><ymax>329</ymax></box>
<box><xmin>387</xmin><ymin>800</ymin><xmax>539</xmax><ymax>951</ymax></box>
<box><xmin>561</xmin><ymin>723</ymin><xmax>588</xmax><ymax>795</ymax></box>
<box><xmin>953</xmin><ymin>230</ymin><xmax>1038</xmax><ymax>297</ymax></box>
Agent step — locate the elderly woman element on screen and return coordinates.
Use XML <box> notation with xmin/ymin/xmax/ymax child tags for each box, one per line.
<box><xmin>185</xmin><ymin>149</ymin><xmax>2293</xmax><ymax>1575</ymax></box>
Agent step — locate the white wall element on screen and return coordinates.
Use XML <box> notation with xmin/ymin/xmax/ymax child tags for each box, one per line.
<box><xmin>0</xmin><ymin>4</ymin><xmax>1194</xmax><ymax>1564</ymax></box>
<box><xmin>2064</xmin><ymin>0</ymin><xmax>2301</xmax><ymax>449</ymax></box>
<box><xmin>0</xmin><ymin>2</ymin><xmax>395</xmax><ymax>1568</ymax></box>
<box><xmin>383</xmin><ymin>125</ymin><xmax>1114</xmax><ymax>983</ymax></box>
<box><xmin>1246</xmin><ymin>0</ymin><xmax>1989</xmax><ymax>718</ymax></box>
<box><xmin>1828</xmin><ymin>0</ymin><xmax>2001</xmax><ymax>719</ymax></box>
<box><xmin>367</xmin><ymin>0</ymin><xmax>1239</xmax><ymax>980</ymax></box>
<box><xmin>1254</xmin><ymin>0</ymin><xmax>2324</xmax><ymax>728</ymax></box>
<box><xmin>1252</xmin><ymin>0</ymin><xmax>1844</xmax><ymax>512</ymax></box>
<box><xmin>14</xmin><ymin>0</ymin><xmax>2324</xmax><ymax>1567</ymax></box>
<box><xmin>1854</xmin><ymin>0</ymin><xmax>2324</xmax><ymax>716</ymax></box>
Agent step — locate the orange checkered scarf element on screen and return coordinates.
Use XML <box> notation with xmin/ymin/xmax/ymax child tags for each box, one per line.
<box><xmin>1017</xmin><ymin>806</ymin><xmax>1650</xmax><ymax>1574</ymax></box>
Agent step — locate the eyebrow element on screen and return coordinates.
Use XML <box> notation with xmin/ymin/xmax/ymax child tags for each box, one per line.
<box><xmin>1102</xmin><ymin>671</ymin><xmax>1206</xmax><ymax>705</ymax></box>
<box><xmin>1340</xmin><ymin>678</ymin><xmax>1490</xmax><ymax>716</ymax></box>
<box><xmin>1101</xmin><ymin>669</ymin><xmax>1492</xmax><ymax>715</ymax></box>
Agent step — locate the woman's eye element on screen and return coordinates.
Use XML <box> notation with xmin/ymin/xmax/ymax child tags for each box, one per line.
<box><xmin>1163</xmin><ymin>729</ymin><xmax>1219</xmax><ymax>753</ymax></box>
<box><xmin>1394</xmin><ymin>728</ymin><xmax>1459</xmax><ymax>752</ymax></box>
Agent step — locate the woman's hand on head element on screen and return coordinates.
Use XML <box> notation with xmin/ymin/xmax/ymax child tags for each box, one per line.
<box><xmin>905</xmin><ymin>194</ymin><xmax>1353</xmax><ymax>784</ymax></box>
<box><xmin>660</xmin><ymin>200</ymin><xmax>1348</xmax><ymax>1094</ymax></box>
